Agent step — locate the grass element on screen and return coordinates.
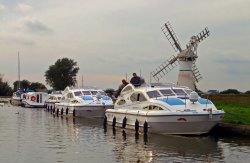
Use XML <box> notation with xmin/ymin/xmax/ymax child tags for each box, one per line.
<box><xmin>205</xmin><ymin>94</ymin><xmax>250</xmax><ymax>125</ymax></box>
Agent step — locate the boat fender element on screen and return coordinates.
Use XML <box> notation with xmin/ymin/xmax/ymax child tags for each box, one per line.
<box><xmin>112</xmin><ymin>116</ymin><xmax>116</xmax><ymax>129</ymax></box>
<box><xmin>44</xmin><ymin>104</ymin><xmax>47</xmax><ymax>109</ymax></box>
<box><xmin>73</xmin><ymin>109</ymin><xmax>75</xmax><ymax>117</ymax></box>
<box><xmin>143</xmin><ymin>121</ymin><xmax>148</xmax><ymax>134</ymax></box>
<box><xmin>47</xmin><ymin>104</ymin><xmax>49</xmax><ymax>110</ymax></box>
<box><xmin>60</xmin><ymin>108</ymin><xmax>63</xmax><ymax>115</ymax></box>
<box><xmin>66</xmin><ymin>107</ymin><xmax>69</xmax><ymax>115</ymax></box>
<box><xmin>56</xmin><ymin>108</ymin><xmax>59</xmax><ymax>116</ymax></box>
<box><xmin>50</xmin><ymin>105</ymin><xmax>53</xmax><ymax>110</ymax></box>
<box><xmin>103</xmin><ymin>115</ymin><xmax>107</xmax><ymax>128</ymax></box>
<box><xmin>135</xmin><ymin>119</ymin><xmax>139</xmax><ymax>133</ymax></box>
<box><xmin>122</xmin><ymin>117</ymin><xmax>127</xmax><ymax>128</ymax></box>
<box><xmin>53</xmin><ymin>107</ymin><xmax>55</xmax><ymax>113</ymax></box>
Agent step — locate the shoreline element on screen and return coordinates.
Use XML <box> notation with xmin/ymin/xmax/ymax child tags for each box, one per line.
<box><xmin>212</xmin><ymin>122</ymin><xmax>250</xmax><ymax>136</ymax></box>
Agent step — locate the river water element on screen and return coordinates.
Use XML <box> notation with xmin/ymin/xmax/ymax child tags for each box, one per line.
<box><xmin>0</xmin><ymin>105</ymin><xmax>249</xmax><ymax>163</ymax></box>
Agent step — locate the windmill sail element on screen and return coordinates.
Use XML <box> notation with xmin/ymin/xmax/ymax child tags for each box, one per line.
<box><xmin>151</xmin><ymin>55</ymin><xmax>178</xmax><ymax>81</ymax></box>
<box><xmin>192</xmin><ymin>63</ymin><xmax>202</xmax><ymax>83</ymax></box>
<box><xmin>161</xmin><ymin>22</ymin><xmax>182</xmax><ymax>52</ymax></box>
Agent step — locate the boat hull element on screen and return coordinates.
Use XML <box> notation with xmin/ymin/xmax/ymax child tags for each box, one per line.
<box><xmin>22</xmin><ymin>101</ymin><xmax>45</xmax><ymax>108</ymax></box>
<box><xmin>105</xmin><ymin>110</ymin><xmax>224</xmax><ymax>135</ymax></box>
<box><xmin>10</xmin><ymin>98</ymin><xmax>22</xmax><ymax>106</ymax></box>
<box><xmin>55</xmin><ymin>103</ymin><xmax>113</xmax><ymax>118</ymax></box>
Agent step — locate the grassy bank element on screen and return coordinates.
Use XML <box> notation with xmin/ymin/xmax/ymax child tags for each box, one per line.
<box><xmin>206</xmin><ymin>94</ymin><xmax>250</xmax><ymax>125</ymax></box>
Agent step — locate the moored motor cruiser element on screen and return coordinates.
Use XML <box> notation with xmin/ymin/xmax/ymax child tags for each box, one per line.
<box><xmin>105</xmin><ymin>83</ymin><xmax>225</xmax><ymax>135</ymax></box>
<box><xmin>22</xmin><ymin>92</ymin><xmax>49</xmax><ymax>108</ymax></box>
<box><xmin>55</xmin><ymin>86</ymin><xmax>114</xmax><ymax>117</ymax></box>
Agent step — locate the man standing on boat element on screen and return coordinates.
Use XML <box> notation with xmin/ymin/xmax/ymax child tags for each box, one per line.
<box><xmin>115</xmin><ymin>79</ymin><xmax>129</xmax><ymax>98</ymax></box>
<box><xmin>130</xmin><ymin>73</ymin><xmax>141</xmax><ymax>87</ymax></box>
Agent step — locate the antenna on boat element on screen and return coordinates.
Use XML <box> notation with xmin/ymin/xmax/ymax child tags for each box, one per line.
<box><xmin>18</xmin><ymin>51</ymin><xmax>21</xmax><ymax>90</ymax></box>
<box><xmin>81</xmin><ymin>75</ymin><xmax>84</xmax><ymax>88</ymax></box>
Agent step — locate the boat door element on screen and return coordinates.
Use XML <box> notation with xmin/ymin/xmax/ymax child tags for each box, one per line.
<box><xmin>36</xmin><ymin>94</ymin><xmax>43</xmax><ymax>103</ymax></box>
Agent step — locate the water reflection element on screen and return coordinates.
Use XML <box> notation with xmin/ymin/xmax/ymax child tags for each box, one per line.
<box><xmin>0</xmin><ymin>106</ymin><xmax>249</xmax><ymax>163</ymax></box>
<box><xmin>99</xmin><ymin>126</ymin><xmax>223</xmax><ymax>162</ymax></box>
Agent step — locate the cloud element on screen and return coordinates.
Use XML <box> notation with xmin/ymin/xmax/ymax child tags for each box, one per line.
<box><xmin>0</xmin><ymin>3</ymin><xmax>5</xmax><ymax>11</ymax></box>
<box><xmin>17</xmin><ymin>3</ymin><xmax>33</xmax><ymax>13</ymax></box>
<box><xmin>17</xmin><ymin>16</ymin><xmax>52</xmax><ymax>34</ymax></box>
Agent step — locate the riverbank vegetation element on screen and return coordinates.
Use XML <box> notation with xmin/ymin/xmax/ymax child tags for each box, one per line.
<box><xmin>207</xmin><ymin>94</ymin><xmax>250</xmax><ymax>125</ymax></box>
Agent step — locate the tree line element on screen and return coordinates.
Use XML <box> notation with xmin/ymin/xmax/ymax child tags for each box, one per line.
<box><xmin>0</xmin><ymin>57</ymin><xmax>249</xmax><ymax>96</ymax></box>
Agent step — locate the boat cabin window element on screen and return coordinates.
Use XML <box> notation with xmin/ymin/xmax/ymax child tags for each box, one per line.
<box><xmin>90</xmin><ymin>91</ymin><xmax>97</xmax><ymax>95</ymax></box>
<box><xmin>71</xmin><ymin>100</ymin><xmax>79</xmax><ymax>103</ymax></box>
<box><xmin>57</xmin><ymin>97</ymin><xmax>61</xmax><ymax>100</ymax></box>
<box><xmin>74</xmin><ymin>91</ymin><xmax>82</xmax><ymax>96</ymax></box>
<box><xmin>117</xmin><ymin>99</ymin><xmax>126</xmax><ymax>105</ymax></box>
<box><xmin>172</xmin><ymin>89</ymin><xmax>187</xmax><ymax>96</ymax></box>
<box><xmin>159</xmin><ymin>89</ymin><xmax>175</xmax><ymax>96</ymax></box>
<box><xmin>130</xmin><ymin>92</ymin><xmax>147</xmax><ymax>102</ymax></box>
<box><xmin>184</xmin><ymin>89</ymin><xmax>192</xmax><ymax>95</ymax></box>
<box><xmin>67</xmin><ymin>93</ymin><xmax>74</xmax><ymax>98</ymax></box>
<box><xmin>143</xmin><ymin>105</ymin><xmax>163</xmax><ymax>110</ymax></box>
<box><xmin>82</xmin><ymin>91</ymin><xmax>91</xmax><ymax>95</ymax></box>
<box><xmin>98</xmin><ymin>91</ymin><xmax>106</xmax><ymax>96</ymax></box>
<box><xmin>122</xmin><ymin>85</ymin><xmax>132</xmax><ymax>92</ymax></box>
<box><xmin>146</xmin><ymin>90</ymin><xmax>161</xmax><ymax>98</ymax></box>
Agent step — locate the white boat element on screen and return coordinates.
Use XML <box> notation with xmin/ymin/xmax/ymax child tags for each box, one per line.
<box><xmin>105</xmin><ymin>83</ymin><xmax>225</xmax><ymax>135</ymax></box>
<box><xmin>10</xmin><ymin>89</ymin><xmax>24</xmax><ymax>106</ymax></box>
<box><xmin>55</xmin><ymin>86</ymin><xmax>114</xmax><ymax>117</ymax></box>
<box><xmin>45</xmin><ymin>91</ymin><xmax>62</xmax><ymax>110</ymax></box>
<box><xmin>22</xmin><ymin>92</ymin><xmax>49</xmax><ymax>108</ymax></box>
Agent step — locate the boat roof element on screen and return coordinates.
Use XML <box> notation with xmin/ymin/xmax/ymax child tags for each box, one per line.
<box><xmin>135</xmin><ymin>83</ymin><xmax>190</xmax><ymax>91</ymax></box>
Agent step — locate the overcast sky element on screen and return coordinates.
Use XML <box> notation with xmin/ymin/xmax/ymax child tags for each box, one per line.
<box><xmin>0</xmin><ymin>0</ymin><xmax>249</xmax><ymax>92</ymax></box>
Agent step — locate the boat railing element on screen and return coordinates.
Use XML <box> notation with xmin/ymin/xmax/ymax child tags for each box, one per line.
<box><xmin>140</xmin><ymin>82</ymin><xmax>177</xmax><ymax>88</ymax></box>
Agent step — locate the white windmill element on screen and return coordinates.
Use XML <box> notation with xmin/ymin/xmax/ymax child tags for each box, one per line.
<box><xmin>151</xmin><ymin>22</ymin><xmax>210</xmax><ymax>90</ymax></box>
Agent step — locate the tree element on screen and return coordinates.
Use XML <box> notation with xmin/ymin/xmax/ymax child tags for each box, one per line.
<box><xmin>13</xmin><ymin>80</ymin><xmax>31</xmax><ymax>91</ymax></box>
<box><xmin>220</xmin><ymin>89</ymin><xmax>241</xmax><ymax>94</ymax></box>
<box><xmin>245</xmin><ymin>90</ymin><xmax>250</xmax><ymax>94</ymax></box>
<box><xmin>0</xmin><ymin>74</ymin><xmax>13</xmax><ymax>96</ymax></box>
<box><xmin>45</xmin><ymin>58</ymin><xmax>79</xmax><ymax>90</ymax></box>
<box><xmin>104</xmin><ymin>88</ymin><xmax>116</xmax><ymax>97</ymax></box>
<box><xmin>29</xmin><ymin>82</ymin><xmax>47</xmax><ymax>91</ymax></box>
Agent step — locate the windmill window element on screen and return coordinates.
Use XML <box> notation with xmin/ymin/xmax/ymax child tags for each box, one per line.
<box><xmin>146</xmin><ymin>90</ymin><xmax>161</xmax><ymax>98</ymax></box>
<box><xmin>159</xmin><ymin>89</ymin><xmax>175</xmax><ymax>96</ymax></box>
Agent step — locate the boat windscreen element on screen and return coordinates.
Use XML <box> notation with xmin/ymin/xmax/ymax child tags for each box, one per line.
<box><xmin>90</xmin><ymin>91</ymin><xmax>97</xmax><ymax>95</ymax></box>
<box><xmin>146</xmin><ymin>90</ymin><xmax>161</xmax><ymax>98</ymax></box>
<box><xmin>172</xmin><ymin>89</ymin><xmax>187</xmax><ymax>96</ymax></box>
<box><xmin>82</xmin><ymin>91</ymin><xmax>91</xmax><ymax>95</ymax></box>
<box><xmin>184</xmin><ymin>89</ymin><xmax>192</xmax><ymax>95</ymax></box>
<box><xmin>159</xmin><ymin>89</ymin><xmax>175</xmax><ymax>96</ymax></box>
<box><xmin>74</xmin><ymin>91</ymin><xmax>82</xmax><ymax>96</ymax></box>
<box><xmin>99</xmin><ymin>91</ymin><xmax>106</xmax><ymax>95</ymax></box>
